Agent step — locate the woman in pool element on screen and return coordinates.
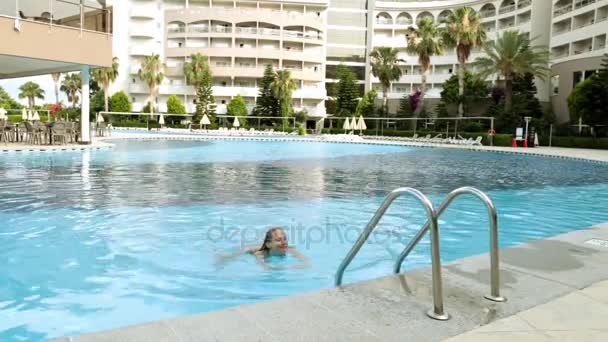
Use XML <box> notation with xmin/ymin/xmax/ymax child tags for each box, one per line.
<box><xmin>247</xmin><ymin>227</ymin><xmax>310</xmax><ymax>270</ymax></box>
<box><xmin>215</xmin><ymin>227</ymin><xmax>309</xmax><ymax>270</ymax></box>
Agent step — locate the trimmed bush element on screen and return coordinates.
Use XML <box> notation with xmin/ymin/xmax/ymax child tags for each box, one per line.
<box><xmin>109</xmin><ymin>91</ymin><xmax>132</xmax><ymax>113</ymax></box>
<box><xmin>166</xmin><ymin>95</ymin><xmax>186</xmax><ymax>114</ymax></box>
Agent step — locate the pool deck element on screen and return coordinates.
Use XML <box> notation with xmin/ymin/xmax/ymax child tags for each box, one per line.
<box><xmin>57</xmin><ymin>223</ymin><xmax>608</xmax><ymax>341</ymax></box>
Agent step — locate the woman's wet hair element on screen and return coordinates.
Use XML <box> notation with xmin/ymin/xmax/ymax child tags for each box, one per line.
<box><xmin>259</xmin><ymin>227</ymin><xmax>284</xmax><ymax>253</ymax></box>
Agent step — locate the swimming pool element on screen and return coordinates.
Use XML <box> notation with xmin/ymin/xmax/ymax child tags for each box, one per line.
<box><xmin>1</xmin><ymin>139</ymin><xmax>608</xmax><ymax>340</ymax></box>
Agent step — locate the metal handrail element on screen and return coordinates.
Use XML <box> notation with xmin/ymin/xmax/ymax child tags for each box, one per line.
<box><xmin>334</xmin><ymin>187</ymin><xmax>449</xmax><ymax>320</ymax></box>
<box><xmin>393</xmin><ymin>187</ymin><xmax>506</xmax><ymax>303</ymax></box>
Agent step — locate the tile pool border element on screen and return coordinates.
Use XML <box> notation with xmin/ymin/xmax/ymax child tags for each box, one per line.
<box><xmin>102</xmin><ymin>132</ymin><xmax>608</xmax><ymax>165</ymax></box>
<box><xmin>0</xmin><ymin>142</ymin><xmax>114</xmax><ymax>154</ymax></box>
<box><xmin>61</xmin><ymin>223</ymin><xmax>608</xmax><ymax>342</ymax></box>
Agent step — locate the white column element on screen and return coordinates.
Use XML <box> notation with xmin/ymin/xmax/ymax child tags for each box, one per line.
<box><xmin>81</xmin><ymin>65</ymin><xmax>91</xmax><ymax>144</ymax></box>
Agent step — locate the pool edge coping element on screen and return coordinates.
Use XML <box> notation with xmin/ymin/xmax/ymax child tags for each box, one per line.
<box><xmin>60</xmin><ymin>222</ymin><xmax>608</xmax><ymax>342</ymax></box>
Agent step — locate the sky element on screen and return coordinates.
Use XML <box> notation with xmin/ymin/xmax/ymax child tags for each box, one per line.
<box><xmin>0</xmin><ymin>75</ymin><xmax>68</xmax><ymax>105</ymax></box>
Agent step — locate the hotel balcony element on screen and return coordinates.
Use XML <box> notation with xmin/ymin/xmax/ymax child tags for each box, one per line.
<box><xmin>130</xmin><ymin>6</ymin><xmax>156</xmax><ymax>20</ymax></box>
<box><xmin>0</xmin><ymin>0</ymin><xmax>112</xmax><ymax>78</ymax></box>
<box><xmin>165</xmin><ymin>7</ymin><xmax>324</xmax><ymax>32</ymax></box>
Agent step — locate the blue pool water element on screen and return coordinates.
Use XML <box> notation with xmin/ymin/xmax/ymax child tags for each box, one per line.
<box><xmin>1</xmin><ymin>139</ymin><xmax>608</xmax><ymax>340</ymax></box>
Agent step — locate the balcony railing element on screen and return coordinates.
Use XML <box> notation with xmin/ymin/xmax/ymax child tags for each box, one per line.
<box><xmin>498</xmin><ymin>4</ymin><xmax>516</xmax><ymax>14</ymax></box>
<box><xmin>574</xmin><ymin>19</ymin><xmax>595</xmax><ymax>29</ymax></box>
<box><xmin>236</xmin><ymin>27</ymin><xmax>257</xmax><ymax>34</ymax></box>
<box><xmin>553</xmin><ymin>4</ymin><xmax>573</xmax><ymax>17</ymax></box>
<box><xmin>518</xmin><ymin>0</ymin><xmax>531</xmax><ymax>9</ymax></box>
<box><xmin>5</xmin><ymin>0</ymin><xmax>111</xmax><ymax>34</ymax></box>
<box><xmin>211</xmin><ymin>26</ymin><xmax>232</xmax><ymax>33</ymax></box>
<box><xmin>481</xmin><ymin>10</ymin><xmax>495</xmax><ymax>18</ymax></box>
<box><xmin>553</xmin><ymin>27</ymin><xmax>571</xmax><ymax>35</ymax></box>
<box><xmin>189</xmin><ymin>26</ymin><xmax>209</xmax><ymax>33</ymax></box>
<box><xmin>168</xmin><ymin>26</ymin><xmax>185</xmax><ymax>33</ymax></box>
<box><xmin>551</xmin><ymin>50</ymin><xmax>569</xmax><ymax>58</ymax></box>
<box><xmin>574</xmin><ymin>0</ymin><xmax>596</xmax><ymax>10</ymax></box>
<box><xmin>395</xmin><ymin>19</ymin><xmax>413</xmax><ymax>25</ymax></box>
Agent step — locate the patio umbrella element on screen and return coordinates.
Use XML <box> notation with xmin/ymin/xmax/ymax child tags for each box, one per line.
<box><xmin>200</xmin><ymin>114</ymin><xmax>211</xmax><ymax>128</ymax></box>
<box><xmin>342</xmin><ymin>117</ymin><xmax>351</xmax><ymax>131</ymax></box>
<box><xmin>233</xmin><ymin>116</ymin><xmax>240</xmax><ymax>128</ymax></box>
<box><xmin>21</xmin><ymin>108</ymin><xmax>27</xmax><ymax>121</ymax></box>
<box><xmin>33</xmin><ymin>111</ymin><xmax>40</xmax><ymax>121</ymax></box>
<box><xmin>351</xmin><ymin>116</ymin><xmax>358</xmax><ymax>132</ymax></box>
<box><xmin>158</xmin><ymin>114</ymin><xmax>165</xmax><ymax>125</ymax></box>
<box><xmin>357</xmin><ymin>115</ymin><xmax>367</xmax><ymax>132</ymax></box>
<box><xmin>0</xmin><ymin>107</ymin><xmax>7</xmax><ymax>120</ymax></box>
<box><xmin>96</xmin><ymin>113</ymin><xmax>105</xmax><ymax>123</ymax></box>
<box><xmin>27</xmin><ymin>110</ymin><xmax>34</xmax><ymax>121</ymax></box>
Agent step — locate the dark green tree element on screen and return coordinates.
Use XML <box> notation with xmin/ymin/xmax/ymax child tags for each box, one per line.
<box><xmin>440</xmin><ymin>72</ymin><xmax>489</xmax><ymax>115</ymax></box>
<box><xmin>166</xmin><ymin>95</ymin><xmax>186</xmax><ymax>114</ymax></box>
<box><xmin>568</xmin><ymin>54</ymin><xmax>608</xmax><ymax>130</ymax></box>
<box><xmin>511</xmin><ymin>73</ymin><xmax>543</xmax><ymax>119</ymax></box>
<box><xmin>253</xmin><ymin>64</ymin><xmax>279</xmax><ymax>125</ymax></box>
<box><xmin>335</xmin><ymin>64</ymin><xmax>359</xmax><ymax>116</ymax></box>
<box><xmin>227</xmin><ymin>94</ymin><xmax>248</xmax><ymax>128</ymax></box>
<box><xmin>356</xmin><ymin>88</ymin><xmax>377</xmax><ymax>118</ymax></box>
<box><xmin>90</xmin><ymin>90</ymin><xmax>105</xmax><ymax>115</ymax></box>
<box><xmin>109</xmin><ymin>91</ymin><xmax>132</xmax><ymax>113</ymax></box>
<box><xmin>397</xmin><ymin>92</ymin><xmax>413</xmax><ymax>118</ymax></box>
<box><xmin>0</xmin><ymin>86</ymin><xmax>23</xmax><ymax>109</ymax></box>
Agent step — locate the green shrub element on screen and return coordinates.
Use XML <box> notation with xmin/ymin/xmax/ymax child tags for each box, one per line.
<box><xmin>538</xmin><ymin>136</ymin><xmax>608</xmax><ymax>149</ymax></box>
<box><xmin>142</xmin><ymin>101</ymin><xmax>157</xmax><ymax>114</ymax></box>
<box><xmin>463</xmin><ymin>122</ymin><xmax>483</xmax><ymax>133</ymax></box>
<box><xmin>109</xmin><ymin>91</ymin><xmax>132</xmax><ymax>113</ymax></box>
<box><xmin>166</xmin><ymin>95</ymin><xmax>186</xmax><ymax>114</ymax></box>
<box><xmin>297</xmin><ymin>123</ymin><xmax>306</xmax><ymax>136</ymax></box>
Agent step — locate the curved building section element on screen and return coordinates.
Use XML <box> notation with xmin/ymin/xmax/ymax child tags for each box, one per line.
<box><xmin>369</xmin><ymin>0</ymin><xmax>550</xmax><ymax>114</ymax></box>
<box><xmin>158</xmin><ymin>0</ymin><xmax>328</xmax><ymax>116</ymax></box>
<box><xmin>550</xmin><ymin>0</ymin><xmax>608</xmax><ymax>122</ymax></box>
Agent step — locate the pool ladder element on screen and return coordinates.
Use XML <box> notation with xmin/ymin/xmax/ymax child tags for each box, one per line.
<box><xmin>335</xmin><ymin>187</ymin><xmax>506</xmax><ymax>321</ymax></box>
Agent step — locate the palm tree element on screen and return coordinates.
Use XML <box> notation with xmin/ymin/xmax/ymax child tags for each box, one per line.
<box><xmin>406</xmin><ymin>17</ymin><xmax>444</xmax><ymax>115</ymax></box>
<box><xmin>271</xmin><ymin>69</ymin><xmax>296</xmax><ymax>118</ymax></box>
<box><xmin>51</xmin><ymin>73</ymin><xmax>61</xmax><ymax>104</ymax></box>
<box><xmin>138</xmin><ymin>54</ymin><xmax>164</xmax><ymax>114</ymax></box>
<box><xmin>443</xmin><ymin>7</ymin><xmax>487</xmax><ymax>116</ymax></box>
<box><xmin>60</xmin><ymin>73</ymin><xmax>82</xmax><ymax>108</ymax></box>
<box><xmin>370</xmin><ymin>47</ymin><xmax>402</xmax><ymax>115</ymax></box>
<box><xmin>474</xmin><ymin>31</ymin><xmax>549</xmax><ymax>112</ymax></box>
<box><xmin>183</xmin><ymin>53</ymin><xmax>209</xmax><ymax>91</ymax></box>
<box><xmin>18</xmin><ymin>81</ymin><xmax>45</xmax><ymax>108</ymax></box>
<box><xmin>91</xmin><ymin>56</ymin><xmax>119</xmax><ymax>112</ymax></box>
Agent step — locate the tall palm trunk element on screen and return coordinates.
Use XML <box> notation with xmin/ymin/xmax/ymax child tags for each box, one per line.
<box><xmin>504</xmin><ymin>76</ymin><xmax>513</xmax><ymax>113</ymax></box>
<box><xmin>414</xmin><ymin>67</ymin><xmax>428</xmax><ymax>117</ymax></box>
<box><xmin>54</xmin><ymin>84</ymin><xmax>59</xmax><ymax>104</ymax></box>
<box><xmin>382</xmin><ymin>86</ymin><xmax>389</xmax><ymax>115</ymax></box>
<box><xmin>457</xmin><ymin>54</ymin><xmax>465</xmax><ymax>117</ymax></box>
<box><xmin>103</xmin><ymin>85</ymin><xmax>110</xmax><ymax>112</ymax></box>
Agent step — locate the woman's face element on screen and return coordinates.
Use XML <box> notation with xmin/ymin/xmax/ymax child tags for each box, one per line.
<box><xmin>266</xmin><ymin>229</ymin><xmax>289</xmax><ymax>255</ymax></box>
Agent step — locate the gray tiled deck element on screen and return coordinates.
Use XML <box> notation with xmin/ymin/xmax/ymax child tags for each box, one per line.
<box><xmin>60</xmin><ymin>223</ymin><xmax>608</xmax><ymax>342</ymax></box>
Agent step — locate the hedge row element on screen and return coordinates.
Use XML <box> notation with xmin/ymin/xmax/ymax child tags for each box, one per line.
<box><xmin>538</xmin><ymin>136</ymin><xmax>608</xmax><ymax>149</ymax></box>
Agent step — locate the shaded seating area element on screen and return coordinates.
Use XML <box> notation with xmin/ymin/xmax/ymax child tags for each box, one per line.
<box><xmin>0</xmin><ymin>119</ymin><xmax>81</xmax><ymax>145</ymax></box>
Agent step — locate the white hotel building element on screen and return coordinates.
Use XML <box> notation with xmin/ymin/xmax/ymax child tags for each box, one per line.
<box><xmin>110</xmin><ymin>0</ymin><xmax>608</xmax><ymax>123</ymax></box>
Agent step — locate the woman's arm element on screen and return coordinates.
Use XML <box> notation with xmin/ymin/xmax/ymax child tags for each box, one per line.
<box><xmin>288</xmin><ymin>248</ymin><xmax>311</xmax><ymax>269</ymax></box>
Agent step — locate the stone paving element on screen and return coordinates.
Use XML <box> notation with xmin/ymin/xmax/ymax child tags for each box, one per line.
<box><xmin>445</xmin><ymin>280</ymin><xmax>608</xmax><ymax>341</ymax></box>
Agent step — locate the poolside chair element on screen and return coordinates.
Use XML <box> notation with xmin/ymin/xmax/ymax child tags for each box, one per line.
<box><xmin>52</xmin><ymin>122</ymin><xmax>69</xmax><ymax>145</ymax></box>
<box><xmin>471</xmin><ymin>136</ymin><xmax>483</xmax><ymax>146</ymax></box>
<box><xmin>0</xmin><ymin>120</ymin><xmax>9</xmax><ymax>143</ymax></box>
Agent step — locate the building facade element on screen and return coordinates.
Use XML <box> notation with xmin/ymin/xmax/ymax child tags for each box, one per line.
<box><xmin>111</xmin><ymin>0</ymin><xmax>608</xmax><ymax>123</ymax></box>
<box><xmin>113</xmin><ymin>0</ymin><xmax>327</xmax><ymax>117</ymax></box>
